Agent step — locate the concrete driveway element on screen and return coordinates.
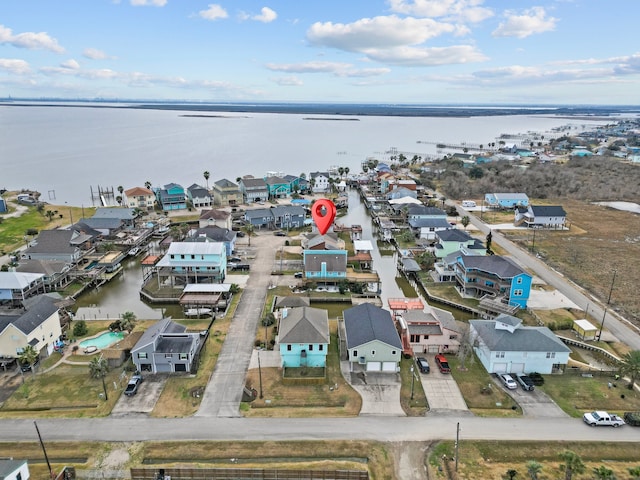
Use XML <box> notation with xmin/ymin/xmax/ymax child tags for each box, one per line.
<box><xmin>490</xmin><ymin>375</ymin><xmax>568</xmax><ymax>418</ymax></box>
<box><xmin>346</xmin><ymin>367</ymin><xmax>405</xmax><ymax>416</ymax></box>
<box><xmin>418</xmin><ymin>356</ymin><xmax>468</xmax><ymax>412</ymax></box>
<box><xmin>111</xmin><ymin>374</ymin><xmax>166</xmax><ymax>415</ymax></box>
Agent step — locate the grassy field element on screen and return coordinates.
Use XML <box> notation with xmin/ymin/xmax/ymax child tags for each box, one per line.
<box><xmin>432</xmin><ymin>440</ymin><xmax>640</xmax><ymax>480</ymax></box>
<box><xmin>502</xmin><ymin>199</ymin><xmax>640</xmax><ymax>326</ymax></box>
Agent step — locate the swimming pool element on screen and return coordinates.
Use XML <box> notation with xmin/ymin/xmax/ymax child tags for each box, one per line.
<box><xmin>79</xmin><ymin>331</ymin><xmax>125</xmax><ymax>349</ymax></box>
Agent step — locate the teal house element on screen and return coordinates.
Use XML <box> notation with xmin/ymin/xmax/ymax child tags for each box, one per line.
<box><xmin>278</xmin><ymin>307</ymin><xmax>329</xmax><ymax>368</ymax></box>
<box><xmin>264</xmin><ymin>176</ymin><xmax>291</xmax><ymax>199</ymax></box>
<box><xmin>156</xmin><ymin>183</ymin><xmax>187</xmax><ymax>211</ymax></box>
<box><xmin>303</xmin><ymin>250</ymin><xmax>347</xmax><ymax>281</ymax></box>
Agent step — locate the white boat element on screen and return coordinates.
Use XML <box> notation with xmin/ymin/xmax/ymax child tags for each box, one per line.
<box><xmin>83</xmin><ymin>346</ymin><xmax>98</xmax><ymax>354</ymax></box>
<box><xmin>184</xmin><ymin>308</ymin><xmax>213</xmax><ymax>318</ymax></box>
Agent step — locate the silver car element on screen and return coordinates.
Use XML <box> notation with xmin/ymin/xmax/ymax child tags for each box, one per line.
<box><xmin>499</xmin><ymin>373</ymin><xmax>518</xmax><ymax>390</ymax></box>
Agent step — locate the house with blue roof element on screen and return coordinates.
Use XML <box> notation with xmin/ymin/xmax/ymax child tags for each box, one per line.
<box><xmin>278</xmin><ymin>306</ymin><xmax>329</xmax><ymax>368</ymax></box>
<box><xmin>454</xmin><ymin>254</ymin><xmax>532</xmax><ymax>311</ymax></box>
<box><xmin>156</xmin><ymin>183</ymin><xmax>186</xmax><ymax>211</ymax></box>
<box><xmin>155</xmin><ymin>242</ymin><xmax>227</xmax><ymax>285</ymax></box>
<box><xmin>484</xmin><ymin>192</ymin><xmax>529</xmax><ymax>209</ymax></box>
<box><xmin>343</xmin><ymin>303</ymin><xmax>402</xmax><ymax>372</ymax></box>
<box><xmin>470</xmin><ymin>315</ymin><xmax>571</xmax><ymax>374</ymax></box>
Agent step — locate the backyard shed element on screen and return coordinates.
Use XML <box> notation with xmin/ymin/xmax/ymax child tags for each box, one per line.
<box><xmin>573</xmin><ymin>319</ymin><xmax>597</xmax><ymax>341</ymax></box>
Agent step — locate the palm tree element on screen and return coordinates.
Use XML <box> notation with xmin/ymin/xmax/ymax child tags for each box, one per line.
<box><xmin>45</xmin><ymin>209</ymin><xmax>55</xmax><ymax>221</ymax></box>
<box><xmin>116</xmin><ymin>195</ymin><xmax>123</xmax><ymax>205</ymax></box>
<box><xmin>338</xmin><ymin>167</ymin><xmax>345</xmax><ymax>178</ymax></box>
<box><xmin>145</xmin><ymin>181</ymin><xmax>152</xmax><ymax>190</ymax></box>
<box><xmin>619</xmin><ymin>350</ymin><xmax>640</xmax><ymax>389</ymax></box>
<box><xmin>203</xmin><ymin>171</ymin><xmax>210</xmax><ymax>190</ymax></box>
<box><xmin>88</xmin><ymin>356</ymin><xmax>108</xmax><ymax>379</ymax></box>
<box><xmin>120</xmin><ymin>311</ymin><xmax>137</xmax><ymax>333</ymax></box>
<box><xmin>592</xmin><ymin>465</ymin><xmax>616</xmax><ymax>479</ymax></box>
<box><xmin>344</xmin><ymin>166</ymin><xmax>349</xmax><ymax>178</ymax></box>
<box><xmin>559</xmin><ymin>450</ymin><xmax>585</xmax><ymax>480</ymax></box>
<box><xmin>505</xmin><ymin>469</ymin><xmax>517</xmax><ymax>480</ymax></box>
<box><xmin>18</xmin><ymin>345</ymin><xmax>39</xmax><ymax>375</ymax></box>
<box><xmin>526</xmin><ymin>460</ymin><xmax>542</xmax><ymax>480</ymax></box>
<box><xmin>243</xmin><ymin>224</ymin><xmax>254</xmax><ymax>247</ymax></box>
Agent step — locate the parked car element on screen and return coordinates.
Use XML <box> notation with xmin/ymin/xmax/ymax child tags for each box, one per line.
<box><xmin>19</xmin><ymin>359</ymin><xmax>39</xmax><ymax>372</ymax></box>
<box><xmin>228</xmin><ymin>257</ymin><xmax>242</xmax><ymax>263</ymax></box>
<box><xmin>124</xmin><ymin>375</ymin><xmax>143</xmax><ymax>396</ymax></box>
<box><xmin>416</xmin><ymin>357</ymin><xmax>430</xmax><ymax>374</ymax></box>
<box><xmin>294</xmin><ymin>272</ymin><xmax>304</xmax><ymax>278</ymax></box>
<box><xmin>434</xmin><ymin>354</ymin><xmax>450</xmax><ymax>373</ymax></box>
<box><xmin>498</xmin><ymin>373</ymin><xmax>518</xmax><ymax>390</ymax></box>
<box><xmin>516</xmin><ymin>373</ymin><xmax>535</xmax><ymax>391</ymax></box>
<box><xmin>274</xmin><ymin>231</ymin><xmax>287</xmax><ymax>237</ymax></box>
<box><xmin>583</xmin><ymin>411</ymin><xmax>625</xmax><ymax>427</ymax></box>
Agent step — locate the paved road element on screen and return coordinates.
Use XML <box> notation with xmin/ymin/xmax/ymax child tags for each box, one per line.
<box><xmin>196</xmin><ymin>232</ymin><xmax>283</xmax><ymax>417</ymax></box>
<box><xmin>459</xmin><ymin>206</ymin><xmax>640</xmax><ymax>351</ymax></box>
<box><xmin>4</xmin><ymin>416</ymin><xmax>639</xmax><ymax>443</ymax></box>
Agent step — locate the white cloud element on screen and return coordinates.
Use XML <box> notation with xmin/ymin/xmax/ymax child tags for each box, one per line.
<box><xmin>0</xmin><ymin>24</ymin><xmax>64</xmax><ymax>53</ymax></box>
<box><xmin>307</xmin><ymin>15</ymin><xmax>456</xmax><ymax>51</ymax></box>
<box><xmin>253</xmin><ymin>7</ymin><xmax>277</xmax><ymax>23</ymax></box>
<box><xmin>266</xmin><ymin>61</ymin><xmax>352</xmax><ymax>74</ymax></box>
<box><xmin>61</xmin><ymin>59</ymin><xmax>80</xmax><ymax>70</ymax></box>
<box><xmin>388</xmin><ymin>0</ymin><xmax>493</xmax><ymax>23</ymax></box>
<box><xmin>199</xmin><ymin>4</ymin><xmax>228</xmax><ymax>21</ymax></box>
<box><xmin>364</xmin><ymin>45</ymin><xmax>487</xmax><ymax>66</ymax></box>
<box><xmin>83</xmin><ymin>48</ymin><xmax>112</xmax><ymax>60</ymax></box>
<box><xmin>492</xmin><ymin>7</ymin><xmax>557</xmax><ymax>39</ymax></box>
<box><xmin>130</xmin><ymin>0</ymin><xmax>167</xmax><ymax>6</ymax></box>
<box><xmin>272</xmin><ymin>76</ymin><xmax>303</xmax><ymax>86</ymax></box>
<box><xmin>340</xmin><ymin>68</ymin><xmax>391</xmax><ymax>78</ymax></box>
<box><xmin>0</xmin><ymin>58</ymin><xmax>31</xmax><ymax>74</ymax></box>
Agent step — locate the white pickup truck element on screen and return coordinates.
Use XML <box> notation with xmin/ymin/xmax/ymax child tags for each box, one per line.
<box><xmin>583</xmin><ymin>411</ymin><xmax>625</xmax><ymax>427</ymax></box>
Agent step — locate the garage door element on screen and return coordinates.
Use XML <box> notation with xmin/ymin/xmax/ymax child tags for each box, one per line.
<box><xmin>382</xmin><ymin>362</ymin><xmax>397</xmax><ymax>372</ymax></box>
<box><xmin>493</xmin><ymin>363</ymin><xmax>507</xmax><ymax>373</ymax></box>
<box><xmin>366</xmin><ymin>361</ymin><xmax>381</xmax><ymax>372</ymax></box>
<box><xmin>510</xmin><ymin>363</ymin><xmax>525</xmax><ymax>374</ymax></box>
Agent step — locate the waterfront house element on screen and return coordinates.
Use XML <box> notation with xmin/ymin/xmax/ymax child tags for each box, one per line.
<box><xmin>156</xmin><ymin>183</ymin><xmax>187</xmax><ymax>211</ymax></box>
<box><xmin>283</xmin><ymin>174</ymin><xmax>308</xmax><ymax>194</ymax></box>
<box><xmin>124</xmin><ymin>186</ymin><xmax>155</xmax><ymax>211</ymax></box>
<box><xmin>454</xmin><ymin>254</ymin><xmax>532</xmax><ymax>312</ymax></box>
<box><xmin>264</xmin><ymin>175</ymin><xmax>291</xmax><ymax>199</ymax></box>
<box><xmin>405</xmin><ymin>205</ymin><xmax>447</xmax><ymax>221</ymax></box>
<box><xmin>343</xmin><ymin>303</ymin><xmax>402</xmax><ymax>372</ymax></box>
<box><xmin>271</xmin><ymin>205</ymin><xmax>306</xmax><ymax>229</ymax></box>
<box><xmin>92</xmin><ymin>206</ymin><xmax>137</xmax><ymax>227</ymax></box>
<box><xmin>244</xmin><ymin>208</ymin><xmax>274</xmax><ymax>229</ymax></box>
<box><xmin>131</xmin><ymin>318</ymin><xmax>203</xmax><ymax>374</ymax></box>
<box><xmin>187</xmin><ymin>184</ymin><xmax>212</xmax><ymax>208</ymax></box>
<box><xmin>514</xmin><ymin>205</ymin><xmax>567</xmax><ymax>229</ymax></box>
<box><xmin>186</xmin><ymin>226</ymin><xmax>237</xmax><ymax>256</ymax></box>
<box><xmin>0</xmin><ymin>272</ymin><xmax>46</xmax><ymax>308</ymax></box>
<box><xmin>16</xmin><ymin>259</ymin><xmax>72</xmax><ymax>292</ymax></box>
<box><xmin>303</xmin><ymin>250</ymin><xmax>347</xmax><ymax>283</ymax></box>
<box><xmin>484</xmin><ymin>192</ymin><xmax>529</xmax><ymax>209</ymax></box>
<box><xmin>434</xmin><ymin>229</ymin><xmax>484</xmax><ymax>259</ymax></box>
<box><xmin>0</xmin><ymin>295</ymin><xmax>62</xmax><ymax>359</ymax></box>
<box><xmin>301</xmin><ymin>232</ymin><xmax>344</xmax><ymax>251</ymax></box>
<box><xmin>386</xmin><ymin>186</ymin><xmax>417</xmax><ymax>201</ymax></box>
<box><xmin>155</xmin><ymin>241</ymin><xmax>227</xmax><ymax>287</ymax></box>
<box><xmin>469</xmin><ymin>316</ymin><xmax>571</xmax><ymax>374</ymax></box>
<box><xmin>399</xmin><ymin>307</ymin><xmax>461</xmax><ymax>355</ymax></box>
<box><xmin>212</xmin><ymin>178</ymin><xmax>241</xmax><ymax>206</ymax></box>
<box><xmin>309</xmin><ymin>172</ymin><xmax>330</xmax><ymax>193</ymax></box>
<box><xmin>21</xmin><ymin>230</ymin><xmax>88</xmax><ymax>264</ymax></box>
<box><xmin>199</xmin><ymin>209</ymin><xmax>232</xmax><ymax>230</ymax></box>
<box><xmin>408</xmin><ymin>217</ymin><xmax>452</xmax><ymax>240</ymax></box>
<box><xmin>278</xmin><ymin>306</ymin><xmax>329</xmax><ymax>368</ymax></box>
<box><xmin>239</xmin><ymin>177</ymin><xmax>268</xmax><ymax>203</ymax></box>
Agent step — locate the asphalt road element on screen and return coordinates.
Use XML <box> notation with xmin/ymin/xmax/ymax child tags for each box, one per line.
<box><xmin>459</xmin><ymin>206</ymin><xmax>640</xmax><ymax>351</ymax></box>
<box><xmin>6</xmin><ymin>416</ymin><xmax>640</xmax><ymax>443</ymax></box>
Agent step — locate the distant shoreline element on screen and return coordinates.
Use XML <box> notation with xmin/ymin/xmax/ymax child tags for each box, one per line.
<box><xmin>1</xmin><ymin>100</ymin><xmax>639</xmax><ymax>118</ymax></box>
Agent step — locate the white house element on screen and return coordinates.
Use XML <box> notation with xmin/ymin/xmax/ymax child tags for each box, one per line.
<box><xmin>309</xmin><ymin>172</ymin><xmax>330</xmax><ymax>193</ymax></box>
<box><xmin>515</xmin><ymin>205</ymin><xmax>567</xmax><ymax>229</ymax></box>
<box><xmin>469</xmin><ymin>315</ymin><xmax>571</xmax><ymax>374</ymax></box>
<box><xmin>0</xmin><ymin>459</ymin><xmax>30</xmax><ymax>480</ymax></box>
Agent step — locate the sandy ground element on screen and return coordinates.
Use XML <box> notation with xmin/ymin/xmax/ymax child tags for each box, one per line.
<box><xmin>527</xmin><ymin>287</ymin><xmax>580</xmax><ymax>310</ymax></box>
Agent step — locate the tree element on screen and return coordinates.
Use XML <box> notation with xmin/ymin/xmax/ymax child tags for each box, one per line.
<box><xmin>338</xmin><ymin>167</ymin><xmax>345</xmax><ymax>178</ymax></box>
<box><xmin>559</xmin><ymin>450</ymin><xmax>585</xmax><ymax>480</ymax></box>
<box><xmin>88</xmin><ymin>356</ymin><xmax>108</xmax><ymax>379</ymax></box>
<box><xmin>504</xmin><ymin>469</ymin><xmax>517</xmax><ymax>480</ymax></box>
<box><xmin>203</xmin><ymin>170</ymin><xmax>210</xmax><ymax>189</ymax></box>
<box><xmin>628</xmin><ymin>466</ymin><xmax>640</xmax><ymax>479</ymax></box>
<box><xmin>145</xmin><ymin>181</ymin><xmax>152</xmax><ymax>190</ymax></box>
<box><xmin>526</xmin><ymin>460</ymin><xmax>542</xmax><ymax>480</ymax></box>
<box><xmin>592</xmin><ymin>465</ymin><xmax>616</xmax><ymax>479</ymax></box>
<box><xmin>461</xmin><ymin>216</ymin><xmax>470</xmax><ymax>230</ymax></box>
<box><xmin>45</xmin><ymin>209</ymin><xmax>56</xmax><ymax>221</ymax></box>
<box><xmin>486</xmin><ymin>230</ymin><xmax>494</xmax><ymax>255</ymax></box>
<box><xmin>116</xmin><ymin>195</ymin><xmax>123</xmax><ymax>205</ymax></box>
<box><xmin>18</xmin><ymin>345</ymin><xmax>39</xmax><ymax>375</ymax></box>
<box><xmin>243</xmin><ymin>224</ymin><xmax>254</xmax><ymax>247</ymax></box>
<box><xmin>120</xmin><ymin>311</ymin><xmax>137</xmax><ymax>333</ymax></box>
<box><xmin>619</xmin><ymin>350</ymin><xmax>640</xmax><ymax>389</ymax></box>
<box><xmin>73</xmin><ymin>320</ymin><xmax>88</xmax><ymax>337</ymax></box>
<box><xmin>344</xmin><ymin>167</ymin><xmax>349</xmax><ymax>177</ymax></box>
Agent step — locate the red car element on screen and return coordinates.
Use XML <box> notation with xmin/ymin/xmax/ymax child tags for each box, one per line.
<box><xmin>435</xmin><ymin>354</ymin><xmax>451</xmax><ymax>373</ymax></box>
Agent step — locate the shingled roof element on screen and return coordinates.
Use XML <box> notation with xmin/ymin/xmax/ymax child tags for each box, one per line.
<box><xmin>343</xmin><ymin>303</ymin><xmax>402</xmax><ymax>350</ymax></box>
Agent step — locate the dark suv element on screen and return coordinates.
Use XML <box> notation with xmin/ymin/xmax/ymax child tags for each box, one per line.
<box><xmin>516</xmin><ymin>373</ymin><xmax>535</xmax><ymax>391</ymax></box>
<box><xmin>416</xmin><ymin>357</ymin><xmax>430</xmax><ymax>373</ymax></box>
<box><xmin>124</xmin><ymin>374</ymin><xmax>143</xmax><ymax>396</ymax></box>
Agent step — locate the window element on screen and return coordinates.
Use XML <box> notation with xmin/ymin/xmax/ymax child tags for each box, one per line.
<box><xmin>138</xmin><ymin>352</ymin><xmax>148</xmax><ymax>359</ymax></box>
<box><xmin>423</xmin><ymin>335</ymin><xmax>430</xmax><ymax>340</ymax></box>
<box><xmin>308</xmin><ymin>345</ymin><xmax>313</xmax><ymax>351</ymax></box>
<box><xmin>170</xmin><ymin>254</ymin><xmax>175</xmax><ymax>259</ymax></box>
<box><xmin>287</xmin><ymin>345</ymin><xmax>292</xmax><ymax>351</ymax></box>
<box><xmin>165</xmin><ymin>354</ymin><xmax>172</xmax><ymax>359</ymax></box>
<box><xmin>179</xmin><ymin>353</ymin><xmax>188</xmax><ymax>360</ymax></box>
<box><xmin>516</xmin><ymin>277</ymin><xmax>522</xmax><ymax>284</ymax></box>
<box><xmin>371</xmin><ymin>350</ymin><xmax>376</xmax><ymax>356</ymax></box>
<box><xmin>410</xmin><ymin>334</ymin><xmax>420</xmax><ymax>343</ymax></box>
<box><xmin>191</xmin><ymin>255</ymin><xmax>195</xmax><ymax>259</ymax></box>
<box><xmin>546</xmin><ymin>352</ymin><xmax>556</xmax><ymax>359</ymax></box>
<box><xmin>352</xmin><ymin>350</ymin><xmax>358</xmax><ymax>358</ymax></box>
<box><xmin>180</xmin><ymin>255</ymin><xmax>185</xmax><ymax>260</ymax></box>
<box><xmin>495</xmin><ymin>351</ymin><xmax>505</xmax><ymax>358</ymax></box>
<box><xmin>392</xmin><ymin>350</ymin><xmax>396</xmax><ymax>355</ymax></box>
<box><xmin>513</xmin><ymin>289</ymin><xmax>523</xmax><ymax>296</ymax></box>
<box><xmin>319</xmin><ymin>345</ymin><xmax>323</xmax><ymax>351</ymax></box>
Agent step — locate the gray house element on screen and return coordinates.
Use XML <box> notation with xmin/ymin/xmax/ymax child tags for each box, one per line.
<box><xmin>21</xmin><ymin>230</ymin><xmax>88</xmax><ymax>263</ymax></box>
<box><xmin>239</xmin><ymin>177</ymin><xmax>268</xmax><ymax>203</ymax></box>
<box><xmin>131</xmin><ymin>318</ymin><xmax>203</xmax><ymax>373</ymax></box>
<box><xmin>187</xmin><ymin>184</ymin><xmax>212</xmax><ymax>208</ymax></box>
<box><xmin>271</xmin><ymin>205</ymin><xmax>306</xmax><ymax>229</ymax></box>
<box><xmin>343</xmin><ymin>303</ymin><xmax>402</xmax><ymax>372</ymax></box>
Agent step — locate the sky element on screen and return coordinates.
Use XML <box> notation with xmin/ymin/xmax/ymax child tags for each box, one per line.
<box><xmin>1</xmin><ymin>0</ymin><xmax>639</xmax><ymax>105</ymax></box>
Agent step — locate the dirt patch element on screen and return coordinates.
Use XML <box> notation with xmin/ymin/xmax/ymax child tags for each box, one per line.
<box><xmin>0</xmin><ymin>370</ymin><xmax>22</xmax><ymax>404</ymax></box>
<box><xmin>390</xmin><ymin>441</ymin><xmax>429</xmax><ymax>480</ymax></box>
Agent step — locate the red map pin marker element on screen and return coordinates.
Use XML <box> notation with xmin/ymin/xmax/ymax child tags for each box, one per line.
<box><xmin>311</xmin><ymin>198</ymin><xmax>337</xmax><ymax>235</ymax></box>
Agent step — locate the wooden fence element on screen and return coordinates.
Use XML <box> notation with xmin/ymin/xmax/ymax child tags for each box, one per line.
<box><xmin>130</xmin><ymin>468</ymin><xmax>368</xmax><ymax>480</ymax></box>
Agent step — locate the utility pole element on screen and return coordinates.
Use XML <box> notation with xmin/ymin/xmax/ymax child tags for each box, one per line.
<box><xmin>597</xmin><ymin>269</ymin><xmax>617</xmax><ymax>342</ymax></box>
<box><xmin>34</xmin><ymin>421</ymin><xmax>53</xmax><ymax>479</ymax></box>
<box><xmin>455</xmin><ymin>422</ymin><xmax>460</xmax><ymax>472</ymax></box>
<box><xmin>410</xmin><ymin>365</ymin><xmax>415</xmax><ymax>400</ymax></box>
<box><xmin>258</xmin><ymin>351</ymin><xmax>263</xmax><ymax>399</ymax></box>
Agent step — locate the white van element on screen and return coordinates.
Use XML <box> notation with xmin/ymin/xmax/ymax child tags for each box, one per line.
<box><xmin>462</xmin><ymin>200</ymin><xmax>476</xmax><ymax>208</ymax></box>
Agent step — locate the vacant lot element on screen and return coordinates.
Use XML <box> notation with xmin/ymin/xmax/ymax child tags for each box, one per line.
<box><xmin>502</xmin><ymin>199</ymin><xmax>640</xmax><ymax>326</ymax></box>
